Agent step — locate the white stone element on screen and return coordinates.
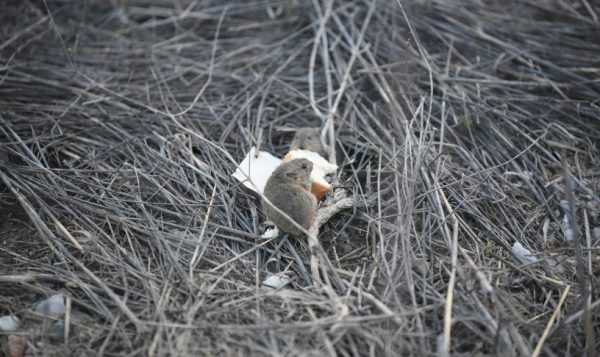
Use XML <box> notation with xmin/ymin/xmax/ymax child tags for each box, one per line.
<box><xmin>261</xmin><ymin>274</ymin><xmax>290</xmax><ymax>289</ymax></box>
<box><xmin>512</xmin><ymin>242</ymin><xmax>538</xmax><ymax>262</ymax></box>
<box><xmin>35</xmin><ymin>293</ymin><xmax>66</xmax><ymax>317</ymax></box>
<box><xmin>0</xmin><ymin>315</ymin><xmax>20</xmax><ymax>332</ymax></box>
<box><xmin>261</xmin><ymin>227</ymin><xmax>280</xmax><ymax>239</ymax></box>
<box><xmin>562</xmin><ymin>214</ymin><xmax>575</xmax><ymax>241</ymax></box>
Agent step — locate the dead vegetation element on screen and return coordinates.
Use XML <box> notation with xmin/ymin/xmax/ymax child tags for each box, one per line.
<box><xmin>0</xmin><ymin>0</ymin><xmax>599</xmax><ymax>355</ymax></box>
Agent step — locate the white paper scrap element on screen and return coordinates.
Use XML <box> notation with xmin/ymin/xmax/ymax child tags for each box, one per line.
<box><xmin>232</xmin><ymin>147</ymin><xmax>282</xmax><ymax>194</ymax></box>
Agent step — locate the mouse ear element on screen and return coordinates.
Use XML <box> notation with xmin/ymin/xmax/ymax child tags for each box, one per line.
<box><xmin>286</xmin><ymin>172</ymin><xmax>298</xmax><ymax>179</ymax></box>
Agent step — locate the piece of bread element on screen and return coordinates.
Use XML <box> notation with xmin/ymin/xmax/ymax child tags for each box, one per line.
<box><xmin>282</xmin><ymin>150</ymin><xmax>337</xmax><ymax>201</ymax></box>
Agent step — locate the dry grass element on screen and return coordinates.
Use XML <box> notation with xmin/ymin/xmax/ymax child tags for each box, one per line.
<box><xmin>1</xmin><ymin>0</ymin><xmax>599</xmax><ymax>355</ymax></box>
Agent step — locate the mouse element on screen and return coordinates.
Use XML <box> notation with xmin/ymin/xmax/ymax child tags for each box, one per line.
<box><xmin>262</xmin><ymin>158</ymin><xmax>317</xmax><ymax>237</ymax></box>
<box><xmin>289</xmin><ymin>127</ymin><xmax>328</xmax><ymax>158</ymax></box>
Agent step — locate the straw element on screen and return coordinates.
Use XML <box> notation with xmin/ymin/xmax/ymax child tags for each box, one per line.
<box><xmin>0</xmin><ymin>0</ymin><xmax>598</xmax><ymax>354</ymax></box>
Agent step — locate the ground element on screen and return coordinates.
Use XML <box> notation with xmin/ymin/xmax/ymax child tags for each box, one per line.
<box><xmin>0</xmin><ymin>0</ymin><xmax>599</xmax><ymax>356</ymax></box>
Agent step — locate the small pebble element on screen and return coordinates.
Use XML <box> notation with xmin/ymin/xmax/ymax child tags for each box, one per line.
<box><xmin>50</xmin><ymin>321</ymin><xmax>65</xmax><ymax>342</ymax></box>
<box><xmin>0</xmin><ymin>315</ymin><xmax>20</xmax><ymax>332</ymax></box>
<box><xmin>512</xmin><ymin>242</ymin><xmax>538</xmax><ymax>262</ymax></box>
<box><xmin>262</xmin><ymin>274</ymin><xmax>291</xmax><ymax>289</ymax></box>
<box><xmin>593</xmin><ymin>227</ymin><xmax>600</xmax><ymax>241</ymax></box>
<box><xmin>261</xmin><ymin>227</ymin><xmax>280</xmax><ymax>239</ymax></box>
<box><xmin>411</xmin><ymin>258</ymin><xmax>429</xmax><ymax>276</ymax></box>
<box><xmin>6</xmin><ymin>335</ymin><xmax>28</xmax><ymax>357</ymax></box>
<box><xmin>35</xmin><ymin>294</ymin><xmax>66</xmax><ymax>317</ymax></box>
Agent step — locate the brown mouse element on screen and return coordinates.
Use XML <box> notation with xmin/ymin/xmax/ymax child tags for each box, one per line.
<box><xmin>289</xmin><ymin>128</ymin><xmax>328</xmax><ymax>158</ymax></box>
<box><xmin>262</xmin><ymin>158</ymin><xmax>317</xmax><ymax>237</ymax></box>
